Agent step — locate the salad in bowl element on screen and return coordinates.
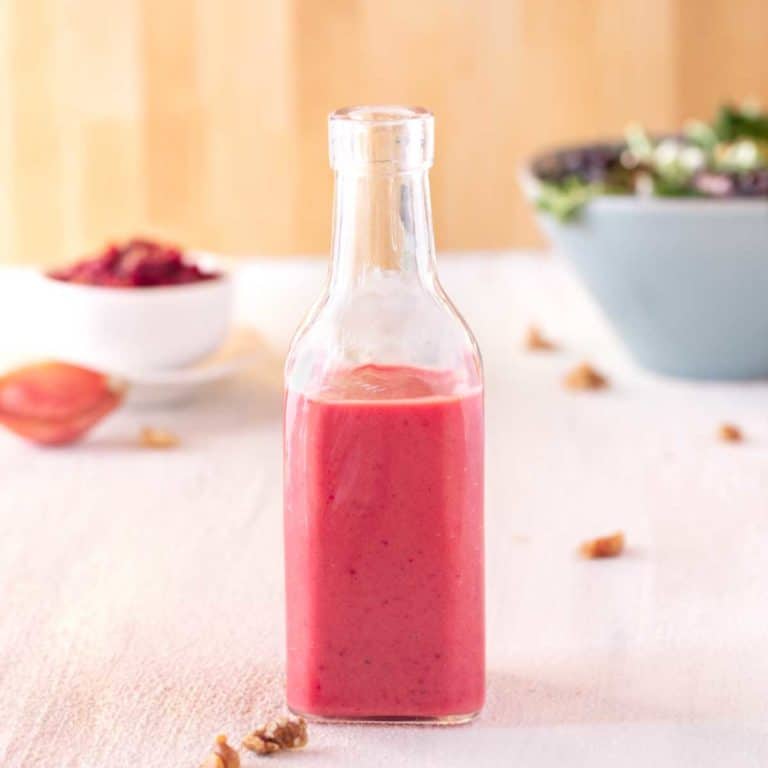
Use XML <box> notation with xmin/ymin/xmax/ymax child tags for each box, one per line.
<box><xmin>525</xmin><ymin>104</ymin><xmax>768</xmax><ymax>380</ymax></box>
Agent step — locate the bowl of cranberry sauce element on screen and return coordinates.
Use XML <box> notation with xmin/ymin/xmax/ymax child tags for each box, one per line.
<box><xmin>37</xmin><ymin>239</ymin><xmax>233</xmax><ymax>372</ymax></box>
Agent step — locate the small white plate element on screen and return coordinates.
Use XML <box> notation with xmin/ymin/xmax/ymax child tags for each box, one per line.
<box><xmin>112</xmin><ymin>327</ymin><xmax>284</xmax><ymax>407</ymax></box>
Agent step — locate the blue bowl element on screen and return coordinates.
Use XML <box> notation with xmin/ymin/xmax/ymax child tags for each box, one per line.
<box><xmin>524</xmin><ymin>175</ymin><xmax>768</xmax><ymax>380</ymax></box>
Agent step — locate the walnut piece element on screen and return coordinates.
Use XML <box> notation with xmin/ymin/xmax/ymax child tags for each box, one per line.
<box><xmin>563</xmin><ymin>362</ymin><xmax>608</xmax><ymax>391</ymax></box>
<box><xmin>200</xmin><ymin>734</ymin><xmax>240</xmax><ymax>768</ymax></box>
<box><xmin>139</xmin><ymin>426</ymin><xmax>179</xmax><ymax>449</ymax></box>
<box><xmin>241</xmin><ymin>734</ymin><xmax>280</xmax><ymax>756</ymax></box>
<box><xmin>580</xmin><ymin>531</ymin><xmax>625</xmax><ymax>559</ymax></box>
<box><xmin>243</xmin><ymin>716</ymin><xmax>308</xmax><ymax>756</ymax></box>
<box><xmin>525</xmin><ymin>325</ymin><xmax>557</xmax><ymax>351</ymax></box>
<box><xmin>718</xmin><ymin>423</ymin><xmax>743</xmax><ymax>443</ymax></box>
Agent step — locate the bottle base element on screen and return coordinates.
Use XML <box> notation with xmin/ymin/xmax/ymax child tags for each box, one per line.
<box><xmin>288</xmin><ymin>707</ymin><xmax>481</xmax><ymax>726</ymax></box>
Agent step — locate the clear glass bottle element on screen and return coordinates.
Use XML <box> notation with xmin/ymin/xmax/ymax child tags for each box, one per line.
<box><xmin>283</xmin><ymin>106</ymin><xmax>484</xmax><ymax>723</ymax></box>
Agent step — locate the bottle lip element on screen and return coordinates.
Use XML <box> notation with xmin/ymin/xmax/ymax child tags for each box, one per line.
<box><xmin>330</xmin><ymin>105</ymin><xmax>433</xmax><ymax>125</ymax></box>
<box><xmin>329</xmin><ymin>104</ymin><xmax>435</xmax><ymax>173</ymax></box>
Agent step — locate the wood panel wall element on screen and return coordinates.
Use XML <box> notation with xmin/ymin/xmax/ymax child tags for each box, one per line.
<box><xmin>1</xmin><ymin>0</ymin><xmax>766</xmax><ymax>266</ymax></box>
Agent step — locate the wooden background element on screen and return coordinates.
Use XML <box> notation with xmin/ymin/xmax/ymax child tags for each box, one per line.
<box><xmin>1</xmin><ymin>0</ymin><xmax>767</xmax><ymax>266</ymax></box>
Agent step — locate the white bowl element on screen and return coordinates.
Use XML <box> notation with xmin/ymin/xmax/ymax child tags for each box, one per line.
<box><xmin>28</xmin><ymin>255</ymin><xmax>233</xmax><ymax>374</ymax></box>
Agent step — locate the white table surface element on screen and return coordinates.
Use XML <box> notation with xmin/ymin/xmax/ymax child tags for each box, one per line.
<box><xmin>0</xmin><ymin>253</ymin><xmax>767</xmax><ymax>767</ymax></box>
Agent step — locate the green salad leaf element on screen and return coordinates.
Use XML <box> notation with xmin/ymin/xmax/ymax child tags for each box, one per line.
<box><xmin>536</xmin><ymin>177</ymin><xmax>599</xmax><ymax>221</ymax></box>
<box><xmin>713</xmin><ymin>103</ymin><xmax>768</xmax><ymax>142</ymax></box>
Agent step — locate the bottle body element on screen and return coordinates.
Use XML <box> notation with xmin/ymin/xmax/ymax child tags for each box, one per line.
<box><xmin>283</xmin><ymin>107</ymin><xmax>485</xmax><ymax>722</ymax></box>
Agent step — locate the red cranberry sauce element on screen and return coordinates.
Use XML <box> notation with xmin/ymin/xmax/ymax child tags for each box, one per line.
<box><xmin>48</xmin><ymin>239</ymin><xmax>219</xmax><ymax>287</ymax></box>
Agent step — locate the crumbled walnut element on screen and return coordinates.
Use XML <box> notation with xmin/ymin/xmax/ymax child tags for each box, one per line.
<box><xmin>139</xmin><ymin>426</ymin><xmax>179</xmax><ymax>449</ymax></box>
<box><xmin>563</xmin><ymin>362</ymin><xmax>608</xmax><ymax>391</ymax></box>
<box><xmin>580</xmin><ymin>531</ymin><xmax>625</xmax><ymax>559</ymax></box>
<box><xmin>243</xmin><ymin>716</ymin><xmax>308</xmax><ymax>756</ymax></box>
<box><xmin>525</xmin><ymin>325</ymin><xmax>557</xmax><ymax>351</ymax></box>
<box><xmin>718</xmin><ymin>423</ymin><xmax>743</xmax><ymax>443</ymax></box>
<box><xmin>200</xmin><ymin>734</ymin><xmax>240</xmax><ymax>768</ymax></box>
<box><xmin>242</xmin><ymin>733</ymin><xmax>280</xmax><ymax>756</ymax></box>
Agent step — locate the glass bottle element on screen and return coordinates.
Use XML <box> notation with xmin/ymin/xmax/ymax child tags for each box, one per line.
<box><xmin>283</xmin><ymin>106</ymin><xmax>484</xmax><ymax>723</ymax></box>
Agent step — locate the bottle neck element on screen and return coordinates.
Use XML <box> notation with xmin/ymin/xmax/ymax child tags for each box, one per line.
<box><xmin>329</xmin><ymin>168</ymin><xmax>436</xmax><ymax>294</ymax></box>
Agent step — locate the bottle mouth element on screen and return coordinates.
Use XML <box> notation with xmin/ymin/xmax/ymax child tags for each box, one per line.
<box><xmin>329</xmin><ymin>105</ymin><xmax>435</xmax><ymax>173</ymax></box>
<box><xmin>332</xmin><ymin>105</ymin><xmax>432</xmax><ymax>124</ymax></box>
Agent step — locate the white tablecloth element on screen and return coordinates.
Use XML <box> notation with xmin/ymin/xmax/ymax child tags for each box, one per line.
<box><xmin>0</xmin><ymin>253</ymin><xmax>766</xmax><ymax>767</ymax></box>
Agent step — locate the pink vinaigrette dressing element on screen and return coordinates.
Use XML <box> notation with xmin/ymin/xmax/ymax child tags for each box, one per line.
<box><xmin>284</xmin><ymin>365</ymin><xmax>484</xmax><ymax>720</ymax></box>
<box><xmin>283</xmin><ymin>106</ymin><xmax>485</xmax><ymax>722</ymax></box>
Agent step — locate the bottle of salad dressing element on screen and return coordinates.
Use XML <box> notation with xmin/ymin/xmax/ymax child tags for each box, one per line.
<box><xmin>283</xmin><ymin>106</ymin><xmax>485</xmax><ymax>723</ymax></box>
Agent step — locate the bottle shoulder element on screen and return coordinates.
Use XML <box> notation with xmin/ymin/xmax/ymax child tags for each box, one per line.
<box><xmin>285</xmin><ymin>276</ymin><xmax>481</xmax><ymax>395</ymax></box>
